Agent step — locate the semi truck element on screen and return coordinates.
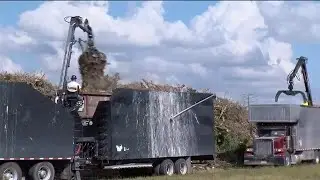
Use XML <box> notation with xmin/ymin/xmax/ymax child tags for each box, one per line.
<box><xmin>244</xmin><ymin>56</ymin><xmax>320</xmax><ymax>166</ymax></box>
<box><xmin>0</xmin><ymin>16</ymin><xmax>216</xmax><ymax>180</ymax></box>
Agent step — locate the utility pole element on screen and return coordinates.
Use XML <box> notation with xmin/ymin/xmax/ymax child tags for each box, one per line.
<box><xmin>247</xmin><ymin>93</ymin><xmax>254</xmax><ymax>110</ymax></box>
<box><xmin>241</xmin><ymin>93</ymin><xmax>255</xmax><ymax>109</ymax></box>
<box><xmin>243</xmin><ymin>93</ymin><xmax>256</xmax><ymax>138</ymax></box>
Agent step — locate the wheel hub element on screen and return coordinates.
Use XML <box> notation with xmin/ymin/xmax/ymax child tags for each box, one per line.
<box><xmin>179</xmin><ymin>163</ymin><xmax>187</xmax><ymax>174</ymax></box>
<box><xmin>3</xmin><ymin>169</ymin><xmax>17</xmax><ymax>180</ymax></box>
<box><xmin>39</xmin><ymin>170</ymin><xmax>47</xmax><ymax>178</ymax></box>
<box><xmin>285</xmin><ymin>157</ymin><xmax>290</xmax><ymax>166</ymax></box>
<box><xmin>38</xmin><ymin>167</ymin><xmax>51</xmax><ymax>180</ymax></box>
<box><xmin>166</xmin><ymin>164</ymin><xmax>174</xmax><ymax>176</ymax></box>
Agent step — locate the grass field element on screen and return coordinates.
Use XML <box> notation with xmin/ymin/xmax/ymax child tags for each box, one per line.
<box><xmin>120</xmin><ymin>164</ymin><xmax>320</xmax><ymax>180</ymax></box>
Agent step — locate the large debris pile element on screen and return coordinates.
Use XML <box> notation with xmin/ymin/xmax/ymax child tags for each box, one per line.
<box><xmin>118</xmin><ymin>79</ymin><xmax>195</xmax><ymax>92</ymax></box>
<box><xmin>78</xmin><ymin>50</ymin><xmax>108</xmax><ymax>92</ymax></box>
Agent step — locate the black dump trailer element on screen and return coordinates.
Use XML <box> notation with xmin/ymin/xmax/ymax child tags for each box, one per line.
<box><xmin>0</xmin><ymin>82</ymin><xmax>75</xmax><ymax>180</ymax></box>
<box><xmin>0</xmin><ymin>82</ymin><xmax>216</xmax><ymax>180</ymax></box>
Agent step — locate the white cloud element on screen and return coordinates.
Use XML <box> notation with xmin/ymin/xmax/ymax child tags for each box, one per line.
<box><xmin>1</xmin><ymin>1</ymin><xmax>319</xmax><ymax>103</ymax></box>
<box><xmin>0</xmin><ymin>56</ymin><xmax>22</xmax><ymax>73</ymax></box>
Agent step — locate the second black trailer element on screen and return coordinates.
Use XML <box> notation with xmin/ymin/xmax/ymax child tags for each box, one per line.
<box><xmin>78</xmin><ymin>88</ymin><xmax>216</xmax><ymax>175</ymax></box>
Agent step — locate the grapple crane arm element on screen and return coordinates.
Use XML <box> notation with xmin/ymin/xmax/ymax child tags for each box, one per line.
<box><xmin>275</xmin><ymin>56</ymin><xmax>313</xmax><ymax>106</ymax></box>
<box><xmin>56</xmin><ymin>16</ymin><xmax>97</xmax><ymax>102</ymax></box>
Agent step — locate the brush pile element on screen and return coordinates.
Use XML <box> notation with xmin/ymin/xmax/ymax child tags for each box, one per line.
<box><xmin>0</xmin><ymin>72</ymin><xmax>56</xmax><ymax>96</ymax></box>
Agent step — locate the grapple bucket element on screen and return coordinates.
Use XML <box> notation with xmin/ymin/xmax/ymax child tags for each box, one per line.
<box><xmin>275</xmin><ymin>90</ymin><xmax>307</xmax><ymax>102</ymax></box>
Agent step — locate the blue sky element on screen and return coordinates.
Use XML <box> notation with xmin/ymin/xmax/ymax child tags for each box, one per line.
<box><xmin>0</xmin><ymin>1</ymin><xmax>42</xmax><ymax>26</ymax></box>
<box><xmin>0</xmin><ymin>1</ymin><xmax>221</xmax><ymax>72</ymax></box>
<box><xmin>291</xmin><ymin>44</ymin><xmax>320</xmax><ymax>90</ymax></box>
<box><xmin>1</xmin><ymin>1</ymin><xmax>320</xmax><ymax>102</ymax></box>
<box><xmin>0</xmin><ymin>1</ymin><xmax>216</xmax><ymax>25</ymax></box>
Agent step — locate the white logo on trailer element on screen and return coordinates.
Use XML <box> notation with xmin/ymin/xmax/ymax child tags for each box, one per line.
<box><xmin>116</xmin><ymin>145</ymin><xmax>129</xmax><ymax>152</ymax></box>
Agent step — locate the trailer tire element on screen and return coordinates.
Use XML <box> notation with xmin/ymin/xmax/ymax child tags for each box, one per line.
<box><xmin>185</xmin><ymin>157</ymin><xmax>192</xmax><ymax>174</ymax></box>
<box><xmin>0</xmin><ymin>162</ymin><xmax>22</xmax><ymax>180</ymax></box>
<box><xmin>174</xmin><ymin>158</ymin><xmax>188</xmax><ymax>175</ymax></box>
<box><xmin>159</xmin><ymin>159</ymin><xmax>174</xmax><ymax>176</ymax></box>
<box><xmin>284</xmin><ymin>153</ymin><xmax>291</xmax><ymax>167</ymax></box>
<box><xmin>152</xmin><ymin>163</ymin><xmax>160</xmax><ymax>176</ymax></box>
<box><xmin>313</xmin><ymin>150</ymin><xmax>320</xmax><ymax>164</ymax></box>
<box><xmin>29</xmin><ymin>162</ymin><xmax>55</xmax><ymax>180</ymax></box>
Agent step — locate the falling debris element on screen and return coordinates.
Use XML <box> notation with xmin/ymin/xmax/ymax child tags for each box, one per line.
<box><xmin>78</xmin><ymin>49</ymin><xmax>108</xmax><ymax>92</ymax></box>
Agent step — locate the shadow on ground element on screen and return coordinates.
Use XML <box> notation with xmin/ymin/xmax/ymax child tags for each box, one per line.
<box><xmin>77</xmin><ymin>168</ymin><xmax>154</xmax><ymax>180</ymax></box>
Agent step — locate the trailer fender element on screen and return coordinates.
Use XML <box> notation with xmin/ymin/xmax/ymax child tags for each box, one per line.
<box><xmin>60</xmin><ymin>164</ymin><xmax>74</xmax><ymax>180</ymax></box>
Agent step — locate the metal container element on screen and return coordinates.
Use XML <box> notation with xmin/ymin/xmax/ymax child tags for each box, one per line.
<box><xmin>0</xmin><ymin>82</ymin><xmax>74</xmax><ymax>158</ymax></box>
<box><xmin>295</xmin><ymin>106</ymin><xmax>320</xmax><ymax>150</ymax></box>
<box><xmin>78</xmin><ymin>92</ymin><xmax>111</xmax><ymax>119</ymax></box>
<box><xmin>102</xmin><ymin>88</ymin><xmax>215</xmax><ymax>160</ymax></box>
<box><xmin>249</xmin><ymin>104</ymin><xmax>301</xmax><ymax>123</ymax></box>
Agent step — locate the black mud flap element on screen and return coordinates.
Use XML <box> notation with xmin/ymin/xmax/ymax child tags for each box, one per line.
<box><xmin>275</xmin><ymin>90</ymin><xmax>307</xmax><ymax>102</ymax></box>
<box><xmin>75</xmin><ymin>170</ymin><xmax>81</xmax><ymax>180</ymax></box>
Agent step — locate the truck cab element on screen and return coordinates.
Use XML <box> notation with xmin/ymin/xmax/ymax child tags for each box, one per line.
<box><xmin>244</xmin><ymin>123</ymin><xmax>292</xmax><ymax>166</ymax></box>
<box><xmin>244</xmin><ymin>104</ymin><xmax>320</xmax><ymax>167</ymax></box>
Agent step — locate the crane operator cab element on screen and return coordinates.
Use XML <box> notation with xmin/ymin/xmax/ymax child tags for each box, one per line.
<box><xmin>64</xmin><ymin>75</ymin><xmax>84</xmax><ymax>111</ymax></box>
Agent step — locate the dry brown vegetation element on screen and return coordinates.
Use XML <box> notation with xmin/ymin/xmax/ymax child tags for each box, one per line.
<box><xmin>0</xmin><ymin>71</ymin><xmax>56</xmax><ymax>96</ymax></box>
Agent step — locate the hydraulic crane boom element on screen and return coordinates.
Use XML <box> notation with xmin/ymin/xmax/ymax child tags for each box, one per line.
<box><xmin>275</xmin><ymin>56</ymin><xmax>313</xmax><ymax>106</ymax></box>
<box><xmin>57</xmin><ymin>16</ymin><xmax>98</xmax><ymax>100</ymax></box>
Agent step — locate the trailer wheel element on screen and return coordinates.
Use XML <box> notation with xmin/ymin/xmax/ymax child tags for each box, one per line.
<box><xmin>174</xmin><ymin>158</ymin><xmax>188</xmax><ymax>175</ymax></box>
<box><xmin>152</xmin><ymin>163</ymin><xmax>160</xmax><ymax>176</ymax></box>
<box><xmin>313</xmin><ymin>151</ymin><xmax>320</xmax><ymax>164</ymax></box>
<box><xmin>159</xmin><ymin>159</ymin><xmax>174</xmax><ymax>176</ymax></box>
<box><xmin>185</xmin><ymin>157</ymin><xmax>192</xmax><ymax>174</ymax></box>
<box><xmin>29</xmin><ymin>162</ymin><xmax>55</xmax><ymax>180</ymax></box>
<box><xmin>284</xmin><ymin>153</ymin><xmax>291</xmax><ymax>166</ymax></box>
<box><xmin>0</xmin><ymin>162</ymin><xmax>22</xmax><ymax>180</ymax></box>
